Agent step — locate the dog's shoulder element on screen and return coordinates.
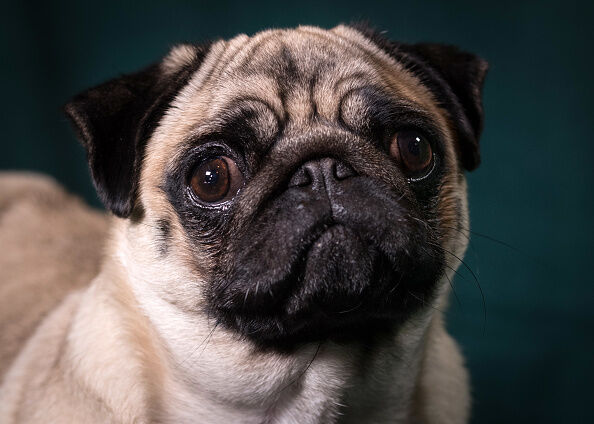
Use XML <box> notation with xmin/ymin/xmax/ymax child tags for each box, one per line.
<box><xmin>0</xmin><ymin>172</ymin><xmax>109</xmax><ymax>379</ymax></box>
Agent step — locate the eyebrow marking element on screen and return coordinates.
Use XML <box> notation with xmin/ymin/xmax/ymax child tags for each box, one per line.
<box><xmin>232</xmin><ymin>30</ymin><xmax>284</xmax><ymax>75</ymax></box>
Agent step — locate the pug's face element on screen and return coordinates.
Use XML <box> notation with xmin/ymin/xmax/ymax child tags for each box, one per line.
<box><xmin>66</xmin><ymin>25</ymin><xmax>487</xmax><ymax>348</ymax></box>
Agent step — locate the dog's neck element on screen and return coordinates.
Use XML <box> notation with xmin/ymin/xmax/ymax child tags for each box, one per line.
<box><xmin>153</xmin><ymin>309</ymin><xmax>432</xmax><ymax>424</ymax></box>
<box><xmin>65</xmin><ymin>221</ymin><xmax>436</xmax><ymax>423</ymax></box>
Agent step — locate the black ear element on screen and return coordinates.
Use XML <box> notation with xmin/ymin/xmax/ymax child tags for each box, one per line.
<box><xmin>394</xmin><ymin>43</ymin><xmax>488</xmax><ymax>171</ymax></box>
<box><xmin>64</xmin><ymin>43</ymin><xmax>211</xmax><ymax>217</ymax></box>
<box><xmin>350</xmin><ymin>24</ymin><xmax>488</xmax><ymax>171</ymax></box>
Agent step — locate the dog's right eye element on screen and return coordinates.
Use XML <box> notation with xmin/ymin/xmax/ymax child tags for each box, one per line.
<box><xmin>190</xmin><ymin>156</ymin><xmax>244</xmax><ymax>204</ymax></box>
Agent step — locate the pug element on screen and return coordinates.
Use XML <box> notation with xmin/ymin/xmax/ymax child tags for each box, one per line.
<box><xmin>0</xmin><ymin>24</ymin><xmax>487</xmax><ymax>423</ymax></box>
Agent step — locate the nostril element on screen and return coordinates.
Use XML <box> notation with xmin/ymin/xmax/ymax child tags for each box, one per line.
<box><xmin>288</xmin><ymin>158</ymin><xmax>356</xmax><ymax>189</ymax></box>
<box><xmin>334</xmin><ymin>161</ymin><xmax>356</xmax><ymax>180</ymax></box>
<box><xmin>288</xmin><ymin>165</ymin><xmax>313</xmax><ymax>187</ymax></box>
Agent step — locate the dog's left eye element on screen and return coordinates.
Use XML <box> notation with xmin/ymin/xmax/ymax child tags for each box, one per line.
<box><xmin>389</xmin><ymin>130</ymin><xmax>434</xmax><ymax>178</ymax></box>
<box><xmin>190</xmin><ymin>156</ymin><xmax>244</xmax><ymax>204</ymax></box>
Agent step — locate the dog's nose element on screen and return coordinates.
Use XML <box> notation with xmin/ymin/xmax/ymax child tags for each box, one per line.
<box><xmin>288</xmin><ymin>157</ymin><xmax>356</xmax><ymax>190</ymax></box>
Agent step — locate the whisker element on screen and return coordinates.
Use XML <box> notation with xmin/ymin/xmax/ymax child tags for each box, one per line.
<box><xmin>444</xmin><ymin>263</ymin><xmax>469</xmax><ymax>284</ymax></box>
<box><xmin>465</xmin><ymin>228</ymin><xmax>520</xmax><ymax>251</ymax></box>
<box><xmin>336</xmin><ymin>300</ymin><xmax>363</xmax><ymax>314</ymax></box>
<box><xmin>408</xmin><ymin>291</ymin><xmax>447</xmax><ymax>314</ymax></box>
<box><xmin>274</xmin><ymin>342</ymin><xmax>322</xmax><ymax>398</ymax></box>
<box><xmin>388</xmin><ymin>271</ymin><xmax>404</xmax><ymax>295</ymax></box>
<box><xmin>443</xmin><ymin>271</ymin><xmax>462</xmax><ymax>310</ymax></box>
<box><xmin>431</xmin><ymin>242</ymin><xmax>487</xmax><ymax>335</ymax></box>
<box><xmin>439</xmin><ymin>225</ymin><xmax>481</xmax><ymax>278</ymax></box>
<box><xmin>442</xmin><ymin>224</ymin><xmax>542</xmax><ymax>268</ymax></box>
<box><xmin>179</xmin><ymin>321</ymin><xmax>220</xmax><ymax>367</ymax></box>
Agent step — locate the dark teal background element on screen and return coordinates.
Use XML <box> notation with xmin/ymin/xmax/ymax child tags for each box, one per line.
<box><xmin>1</xmin><ymin>1</ymin><xmax>593</xmax><ymax>422</ymax></box>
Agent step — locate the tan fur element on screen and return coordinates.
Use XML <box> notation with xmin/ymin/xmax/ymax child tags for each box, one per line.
<box><xmin>0</xmin><ymin>173</ymin><xmax>108</xmax><ymax>379</ymax></box>
<box><xmin>162</xmin><ymin>44</ymin><xmax>198</xmax><ymax>75</ymax></box>
<box><xmin>1</xmin><ymin>26</ymin><xmax>473</xmax><ymax>423</ymax></box>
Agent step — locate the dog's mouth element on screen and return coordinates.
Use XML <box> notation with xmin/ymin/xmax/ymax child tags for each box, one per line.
<box><xmin>209</xmin><ymin>178</ymin><xmax>445</xmax><ymax>347</ymax></box>
<box><xmin>211</xmin><ymin>225</ymin><xmax>442</xmax><ymax>347</ymax></box>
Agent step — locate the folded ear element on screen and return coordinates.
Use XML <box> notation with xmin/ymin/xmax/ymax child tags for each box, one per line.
<box><xmin>64</xmin><ymin>43</ymin><xmax>211</xmax><ymax>217</ymax></box>
<box><xmin>351</xmin><ymin>24</ymin><xmax>488</xmax><ymax>171</ymax></box>
<box><xmin>395</xmin><ymin>43</ymin><xmax>488</xmax><ymax>171</ymax></box>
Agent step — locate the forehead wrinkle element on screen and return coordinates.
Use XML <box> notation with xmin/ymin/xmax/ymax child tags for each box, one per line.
<box><xmin>206</xmin><ymin>33</ymin><xmax>251</xmax><ymax>84</ymax></box>
<box><xmin>210</xmin><ymin>37</ymin><xmax>306</xmax><ymax>126</ymax></box>
<box><xmin>206</xmin><ymin>74</ymin><xmax>285</xmax><ymax>124</ymax></box>
<box><xmin>313</xmin><ymin>67</ymin><xmax>381</xmax><ymax>123</ymax></box>
<box><xmin>306</xmin><ymin>62</ymin><xmax>325</xmax><ymax>120</ymax></box>
<box><xmin>278</xmin><ymin>36</ymin><xmax>348</xmax><ymax>125</ymax></box>
<box><xmin>228</xmin><ymin>29</ymin><xmax>375</xmax><ymax>126</ymax></box>
<box><xmin>218</xmin><ymin>34</ymin><xmax>321</xmax><ymax>127</ymax></box>
<box><xmin>297</xmin><ymin>26</ymin><xmax>375</xmax><ymax>65</ymax></box>
<box><xmin>211</xmin><ymin>97</ymin><xmax>280</xmax><ymax>144</ymax></box>
<box><xmin>224</xmin><ymin>29</ymin><xmax>286</xmax><ymax>77</ymax></box>
<box><xmin>184</xmin><ymin>39</ymin><xmax>233</xmax><ymax>99</ymax></box>
<box><xmin>292</xmin><ymin>27</ymin><xmax>395</xmax><ymax>120</ymax></box>
<box><xmin>176</xmin><ymin>40</ymin><xmax>226</xmax><ymax>105</ymax></box>
<box><xmin>279</xmin><ymin>49</ymin><xmax>319</xmax><ymax>126</ymax></box>
<box><xmin>235</xmin><ymin>29</ymin><xmax>346</xmax><ymax>80</ymax></box>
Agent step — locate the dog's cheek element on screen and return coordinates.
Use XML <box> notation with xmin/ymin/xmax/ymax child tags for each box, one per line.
<box><xmin>125</xmin><ymin>183</ymin><xmax>222</xmax><ymax>314</ymax></box>
<box><xmin>433</xmin><ymin>169</ymin><xmax>470</xmax><ymax>274</ymax></box>
<box><xmin>437</xmin><ymin>173</ymin><xmax>460</xmax><ymax>239</ymax></box>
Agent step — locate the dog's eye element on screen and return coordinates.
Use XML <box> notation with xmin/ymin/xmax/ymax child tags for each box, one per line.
<box><xmin>390</xmin><ymin>130</ymin><xmax>434</xmax><ymax>177</ymax></box>
<box><xmin>190</xmin><ymin>156</ymin><xmax>243</xmax><ymax>204</ymax></box>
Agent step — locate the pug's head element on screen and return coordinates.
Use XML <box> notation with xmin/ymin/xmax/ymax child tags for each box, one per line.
<box><xmin>65</xmin><ymin>25</ymin><xmax>487</xmax><ymax>349</ymax></box>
